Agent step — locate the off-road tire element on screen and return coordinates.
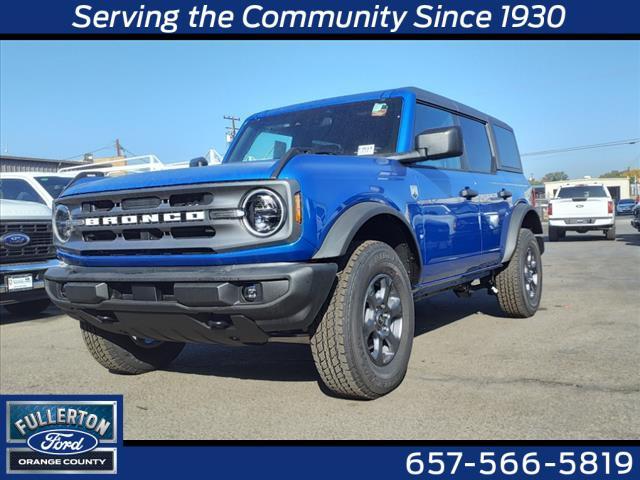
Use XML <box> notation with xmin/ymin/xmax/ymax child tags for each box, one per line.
<box><xmin>80</xmin><ymin>321</ymin><xmax>185</xmax><ymax>374</ymax></box>
<box><xmin>495</xmin><ymin>229</ymin><xmax>542</xmax><ymax>318</ymax></box>
<box><xmin>606</xmin><ymin>226</ymin><xmax>616</xmax><ymax>240</ymax></box>
<box><xmin>548</xmin><ymin>226</ymin><xmax>561</xmax><ymax>242</ymax></box>
<box><xmin>310</xmin><ymin>240</ymin><xmax>415</xmax><ymax>400</ymax></box>
<box><xmin>4</xmin><ymin>299</ymin><xmax>50</xmax><ymax>316</ymax></box>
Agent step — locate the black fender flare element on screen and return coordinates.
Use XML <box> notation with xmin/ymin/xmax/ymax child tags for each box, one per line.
<box><xmin>501</xmin><ymin>203</ymin><xmax>545</xmax><ymax>263</ymax></box>
<box><xmin>312</xmin><ymin>202</ymin><xmax>423</xmax><ymax>266</ymax></box>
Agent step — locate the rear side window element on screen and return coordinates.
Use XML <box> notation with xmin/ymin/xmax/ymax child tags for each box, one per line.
<box><xmin>493</xmin><ymin>125</ymin><xmax>522</xmax><ymax>171</ymax></box>
<box><xmin>556</xmin><ymin>186</ymin><xmax>608</xmax><ymax>199</ymax></box>
<box><xmin>413</xmin><ymin>104</ymin><xmax>462</xmax><ymax>169</ymax></box>
<box><xmin>458</xmin><ymin>116</ymin><xmax>492</xmax><ymax>173</ymax></box>
<box><xmin>0</xmin><ymin>178</ymin><xmax>45</xmax><ymax>204</ymax></box>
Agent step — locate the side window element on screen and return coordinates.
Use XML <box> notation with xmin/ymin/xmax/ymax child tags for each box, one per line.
<box><xmin>242</xmin><ymin>132</ymin><xmax>292</xmax><ymax>162</ymax></box>
<box><xmin>413</xmin><ymin>103</ymin><xmax>462</xmax><ymax>169</ymax></box>
<box><xmin>493</xmin><ymin>125</ymin><xmax>522</xmax><ymax>171</ymax></box>
<box><xmin>458</xmin><ymin>116</ymin><xmax>493</xmax><ymax>173</ymax></box>
<box><xmin>0</xmin><ymin>179</ymin><xmax>45</xmax><ymax>204</ymax></box>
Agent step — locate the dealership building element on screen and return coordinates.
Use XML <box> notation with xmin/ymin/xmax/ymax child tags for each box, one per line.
<box><xmin>0</xmin><ymin>155</ymin><xmax>85</xmax><ymax>173</ymax></box>
<box><xmin>544</xmin><ymin>177</ymin><xmax>632</xmax><ymax>202</ymax></box>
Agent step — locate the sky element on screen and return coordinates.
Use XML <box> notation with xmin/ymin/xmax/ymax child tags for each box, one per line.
<box><xmin>1</xmin><ymin>40</ymin><xmax>638</xmax><ymax>179</ymax></box>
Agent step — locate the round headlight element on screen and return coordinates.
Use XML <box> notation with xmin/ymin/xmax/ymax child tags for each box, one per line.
<box><xmin>242</xmin><ymin>189</ymin><xmax>285</xmax><ymax>237</ymax></box>
<box><xmin>53</xmin><ymin>204</ymin><xmax>72</xmax><ymax>242</ymax></box>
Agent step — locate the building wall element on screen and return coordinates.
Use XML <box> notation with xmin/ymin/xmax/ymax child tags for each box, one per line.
<box><xmin>544</xmin><ymin>178</ymin><xmax>631</xmax><ymax>201</ymax></box>
<box><xmin>0</xmin><ymin>156</ymin><xmax>84</xmax><ymax>173</ymax></box>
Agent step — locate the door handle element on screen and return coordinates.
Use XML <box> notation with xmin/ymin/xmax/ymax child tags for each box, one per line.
<box><xmin>498</xmin><ymin>188</ymin><xmax>513</xmax><ymax>199</ymax></box>
<box><xmin>459</xmin><ymin>187</ymin><xmax>478</xmax><ymax>200</ymax></box>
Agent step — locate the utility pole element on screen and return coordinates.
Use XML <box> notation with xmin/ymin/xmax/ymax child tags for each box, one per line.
<box><xmin>224</xmin><ymin>116</ymin><xmax>241</xmax><ymax>143</ymax></box>
<box><xmin>115</xmin><ymin>138</ymin><xmax>123</xmax><ymax>157</ymax></box>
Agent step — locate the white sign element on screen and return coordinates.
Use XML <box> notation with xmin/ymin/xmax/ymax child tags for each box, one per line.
<box><xmin>7</xmin><ymin>274</ymin><xmax>33</xmax><ymax>291</ymax></box>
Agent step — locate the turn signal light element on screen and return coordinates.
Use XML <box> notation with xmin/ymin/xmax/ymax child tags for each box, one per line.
<box><xmin>608</xmin><ymin>201</ymin><xmax>613</xmax><ymax>214</ymax></box>
<box><xmin>547</xmin><ymin>202</ymin><xmax>553</xmax><ymax>216</ymax></box>
<box><xmin>294</xmin><ymin>192</ymin><xmax>302</xmax><ymax>224</ymax></box>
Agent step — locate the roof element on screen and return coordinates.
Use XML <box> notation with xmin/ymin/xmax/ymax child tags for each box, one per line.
<box><xmin>249</xmin><ymin>87</ymin><xmax>512</xmax><ymax>131</ymax></box>
<box><xmin>0</xmin><ymin>155</ymin><xmax>84</xmax><ymax>165</ymax></box>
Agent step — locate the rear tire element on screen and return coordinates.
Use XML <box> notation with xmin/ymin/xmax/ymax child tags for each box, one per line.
<box><xmin>606</xmin><ymin>226</ymin><xmax>616</xmax><ymax>240</ymax></box>
<box><xmin>4</xmin><ymin>299</ymin><xmax>50</xmax><ymax>316</ymax></box>
<box><xmin>548</xmin><ymin>226</ymin><xmax>561</xmax><ymax>242</ymax></box>
<box><xmin>495</xmin><ymin>229</ymin><xmax>542</xmax><ymax>318</ymax></box>
<box><xmin>80</xmin><ymin>321</ymin><xmax>185</xmax><ymax>374</ymax></box>
<box><xmin>310</xmin><ymin>240</ymin><xmax>414</xmax><ymax>400</ymax></box>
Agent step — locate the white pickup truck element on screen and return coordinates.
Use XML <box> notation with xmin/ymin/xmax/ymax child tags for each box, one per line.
<box><xmin>1</xmin><ymin>199</ymin><xmax>60</xmax><ymax>315</ymax></box>
<box><xmin>547</xmin><ymin>183</ymin><xmax>616</xmax><ymax>241</ymax></box>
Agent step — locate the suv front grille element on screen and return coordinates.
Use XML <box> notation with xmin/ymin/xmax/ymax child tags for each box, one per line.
<box><xmin>57</xmin><ymin>180</ymin><xmax>297</xmax><ymax>257</ymax></box>
<box><xmin>0</xmin><ymin>222</ymin><xmax>56</xmax><ymax>263</ymax></box>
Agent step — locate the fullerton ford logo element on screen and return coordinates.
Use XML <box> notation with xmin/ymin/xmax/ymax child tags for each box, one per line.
<box><xmin>82</xmin><ymin>210</ymin><xmax>205</xmax><ymax>226</ymax></box>
<box><xmin>1</xmin><ymin>232</ymin><xmax>31</xmax><ymax>247</ymax></box>
<box><xmin>6</xmin><ymin>398</ymin><xmax>120</xmax><ymax>474</ymax></box>
<box><xmin>27</xmin><ymin>429</ymin><xmax>99</xmax><ymax>455</ymax></box>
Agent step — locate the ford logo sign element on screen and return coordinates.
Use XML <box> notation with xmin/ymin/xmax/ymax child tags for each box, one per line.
<box><xmin>1</xmin><ymin>232</ymin><xmax>31</xmax><ymax>248</ymax></box>
<box><xmin>26</xmin><ymin>429</ymin><xmax>98</xmax><ymax>456</ymax></box>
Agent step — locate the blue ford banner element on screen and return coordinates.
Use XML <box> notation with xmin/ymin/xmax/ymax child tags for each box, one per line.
<box><xmin>0</xmin><ymin>0</ymin><xmax>639</xmax><ymax>36</ymax></box>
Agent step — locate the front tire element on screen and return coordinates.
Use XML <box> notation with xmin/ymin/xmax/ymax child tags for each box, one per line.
<box><xmin>310</xmin><ymin>240</ymin><xmax>415</xmax><ymax>400</ymax></box>
<box><xmin>80</xmin><ymin>321</ymin><xmax>185</xmax><ymax>374</ymax></box>
<box><xmin>495</xmin><ymin>229</ymin><xmax>543</xmax><ymax>318</ymax></box>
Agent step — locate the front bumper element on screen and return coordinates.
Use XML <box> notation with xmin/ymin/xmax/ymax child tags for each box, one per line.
<box><xmin>0</xmin><ymin>259</ymin><xmax>60</xmax><ymax>305</ymax></box>
<box><xmin>44</xmin><ymin>262</ymin><xmax>337</xmax><ymax>345</ymax></box>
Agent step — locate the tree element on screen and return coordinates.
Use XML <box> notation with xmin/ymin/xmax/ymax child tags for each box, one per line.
<box><xmin>600</xmin><ymin>169</ymin><xmax>624</xmax><ymax>178</ymax></box>
<box><xmin>541</xmin><ymin>171</ymin><xmax>569</xmax><ymax>182</ymax></box>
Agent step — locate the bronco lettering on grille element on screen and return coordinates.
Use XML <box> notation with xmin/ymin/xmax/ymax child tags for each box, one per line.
<box><xmin>84</xmin><ymin>210</ymin><xmax>205</xmax><ymax>226</ymax></box>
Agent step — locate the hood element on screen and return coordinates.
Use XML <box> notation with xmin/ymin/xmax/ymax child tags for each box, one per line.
<box><xmin>0</xmin><ymin>199</ymin><xmax>52</xmax><ymax>220</ymax></box>
<box><xmin>61</xmin><ymin>161</ymin><xmax>278</xmax><ymax>197</ymax></box>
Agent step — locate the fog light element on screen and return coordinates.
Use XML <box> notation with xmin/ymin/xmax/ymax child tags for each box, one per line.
<box><xmin>242</xmin><ymin>284</ymin><xmax>259</xmax><ymax>302</ymax></box>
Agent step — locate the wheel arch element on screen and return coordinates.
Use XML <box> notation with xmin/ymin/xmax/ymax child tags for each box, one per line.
<box><xmin>501</xmin><ymin>202</ymin><xmax>545</xmax><ymax>263</ymax></box>
<box><xmin>312</xmin><ymin>202</ymin><xmax>422</xmax><ymax>285</ymax></box>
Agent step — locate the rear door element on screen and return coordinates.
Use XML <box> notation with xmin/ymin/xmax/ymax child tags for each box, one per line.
<box><xmin>410</xmin><ymin>103</ymin><xmax>482</xmax><ymax>283</ymax></box>
<box><xmin>456</xmin><ymin>117</ymin><xmax>511</xmax><ymax>268</ymax></box>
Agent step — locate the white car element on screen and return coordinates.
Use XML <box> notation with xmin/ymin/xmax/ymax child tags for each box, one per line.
<box><xmin>0</xmin><ymin>172</ymin><xmax>75</xmax><ymax>208</ymax></box>
<box><xmin>1</xmin><ymin>199</ymin><xmax>60</xmax><ymax>315</ymax></box>
<box><xmin>547</xmin><ymin>183</ymin><xmax>616</xmax><ymax>241</ymax></box>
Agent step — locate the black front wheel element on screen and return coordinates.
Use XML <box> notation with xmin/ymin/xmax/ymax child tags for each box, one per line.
<box><xmin>310</xmin><ymin>240</ymin><xmax>415</xmax><ymax>400</ymax></box>
<box><xmin>80</xmin><ymin>321</ymin><xmax>185</xmax><ymax>374</ymax></box>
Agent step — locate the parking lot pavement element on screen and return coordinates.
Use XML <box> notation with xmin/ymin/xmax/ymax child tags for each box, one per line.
<box><xmin>1</xmin><ymin>219</ymin><xmax>639</xmax><ymax>440</ymax></box>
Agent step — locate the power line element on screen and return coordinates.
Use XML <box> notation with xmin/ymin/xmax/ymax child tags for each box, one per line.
<box><xmin>61</xmin><ymin>143</ymin><xmax>114</xmax><ymax>161</ymax></box>
<box><xmin>521</xmin><ymin>138</ymin><xmax>640</xmax><ymax>157</ymax></box>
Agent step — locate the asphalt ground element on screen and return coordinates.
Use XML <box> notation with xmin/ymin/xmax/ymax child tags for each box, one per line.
<box><xmin>1</xmin><ymin>219</ymin><xmax>639</xmax><ymax>439</ymax></box>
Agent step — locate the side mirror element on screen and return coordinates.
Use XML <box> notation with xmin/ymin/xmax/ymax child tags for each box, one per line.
<box><xmin>189</xmin><ymin>157</ymin><xmax>208</xmax><ymax>168</ymax></box>
<box><xmin>401</xmin><ymin>126</ymin><xmax>463</xmax><ymax>164</ymax></box>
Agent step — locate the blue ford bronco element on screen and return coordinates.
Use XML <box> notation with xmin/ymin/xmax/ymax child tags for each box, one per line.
<box><xmin>45</xmin><ymin>87</ymin><xmax>544</xmax><ymax>399</ymax></box>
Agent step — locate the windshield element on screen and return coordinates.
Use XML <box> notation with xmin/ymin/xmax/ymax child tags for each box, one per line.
<box><xmin>225</xmin><ymin>98</ymin><xmax>403</xmax><ymax>163</ymax></box>
<box><xmin>35</xmin><ymin>176</ymin><xmax>72</xmax><ymax>198</ymax></box>
<box><xmin>557</xmin><ymin>186</ymin><xmax>608</xmax><ymax>199</ymax></box>
<box><xmin>618</xmin><ymin>199</ymin><xmax>635</xmax><ymax>204</ymax></box>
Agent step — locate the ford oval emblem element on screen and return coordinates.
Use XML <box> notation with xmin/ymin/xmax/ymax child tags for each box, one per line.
<box><xmin>1</xmin><ymin>232</ymin><xmax>31</xmax><ymax>248</ymax></box>
<box><xmin>26</xmin><ymin>429</ymin><xmax>99</xmax><ymax>456</ymax></box>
